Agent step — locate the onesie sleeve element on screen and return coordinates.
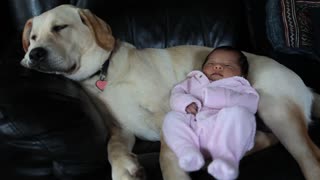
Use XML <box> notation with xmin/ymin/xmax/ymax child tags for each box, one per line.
<box><xmin>204</xmin><ymin>86</ymin><xmax>259</xmax><ymax>113</ymax></box>
<box><xmin>226</xmin><ymin>86</ymin><xmax>259</xmax><ymax>113</ymax></box>
<box><xmin>170</xmin><ymin>79</ymin><xmax>202</xmax><ymax>113</ymax></box>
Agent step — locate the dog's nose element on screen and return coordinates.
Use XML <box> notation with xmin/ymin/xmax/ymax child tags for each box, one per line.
<box><xmin>29</xmin><ymin>47</ymin><xmax>47</xmax><ymax>63</ymax></box>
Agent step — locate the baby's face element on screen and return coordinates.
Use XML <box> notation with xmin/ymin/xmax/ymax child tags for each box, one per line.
<box><xmin>203</xmin><ymin>49</ymin><xmax>242</xmax><ymax>81</ymax></box>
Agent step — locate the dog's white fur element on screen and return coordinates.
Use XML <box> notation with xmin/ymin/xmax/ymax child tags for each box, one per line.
<box><xmin>20</xmin><ymin>5</ymin><xmax>320</xmax><ymax>180</ymax></box>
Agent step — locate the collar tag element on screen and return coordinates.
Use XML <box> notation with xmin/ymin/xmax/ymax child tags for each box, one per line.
<box><xmin>93</xmin><ymin>40</ymin><xmax>118</xmax><ymax>92</ymax></box>
<box><xmin>96</xmin><ymin>80</ymin><xmax>107</xmax><ymax>91</ymax></box>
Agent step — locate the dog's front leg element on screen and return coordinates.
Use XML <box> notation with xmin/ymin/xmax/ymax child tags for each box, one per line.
<box><xmin>159</xmin><ymin>135</ymin><xmax>191</xmax><ymax>180</ymax></box>
<box><xmin>108</xmin><ymin>127</ymin><xmax>145</xmax><ymax>180</ymax></box>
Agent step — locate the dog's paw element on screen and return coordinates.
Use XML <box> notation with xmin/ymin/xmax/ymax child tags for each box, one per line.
<box><xmin>112</xmin><ymin>153</ymin><xmax>146</xmax><ymax>180</ymax></box>
<box><xmin>127</xmin><ymin>153</ymin><xmax>146</xmax><ymax>180</ymax></box>
<box><xmin>113</xmin><ymin>165</ymin><xmax>146</xmax><ymax>180</ymax></box>
<box><xmin>129</xmin><ymin>165</ymin><xmax>145</xmax><ymax>180</ymax></box>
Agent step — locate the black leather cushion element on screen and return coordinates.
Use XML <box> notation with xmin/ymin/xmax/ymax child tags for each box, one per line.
<box><xmin>95</xmin><ymin>4</ymin><xmax>251</xmax><ymax>50</ymax></box>
<box><xmin>7</xmin><ymin>0</ymin><xmax>250</xmax><ymax>50</ymax></box>
<box><xmin>0</xmin><ymin>65</ymin><xmax>110</xmax><ymax>179</ymax></box>
<box><xmin>311</xmin><ymin>8</ymin><xmax>320</xmax><ymax>57</ymax></box>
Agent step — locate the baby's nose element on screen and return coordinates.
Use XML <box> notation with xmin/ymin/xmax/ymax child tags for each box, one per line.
<box><xmin>214</xmin><ymin>64</ymin><xmax>223</xmax><ymax>70</ymax></box>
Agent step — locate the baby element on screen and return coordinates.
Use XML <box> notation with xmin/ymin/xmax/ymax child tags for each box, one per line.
<box><xmin>162</xmin><ymin>46</ymin><xmax>259</xmax><ymax>180</ymax></box>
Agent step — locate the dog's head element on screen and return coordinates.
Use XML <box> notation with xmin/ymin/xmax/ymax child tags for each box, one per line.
<box><xmin>21</xmin><ymin>4</ymin><xmax>115</xmax><ymax>81</ymax></box>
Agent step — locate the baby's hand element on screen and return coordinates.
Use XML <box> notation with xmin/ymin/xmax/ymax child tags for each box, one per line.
<box><xmin>186</xmin><ymin>102</ymin><xmax>198</xmax><ymax>115</ymax></box>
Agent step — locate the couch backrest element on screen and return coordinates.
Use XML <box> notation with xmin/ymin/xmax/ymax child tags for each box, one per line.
<box><xmin>3</xmin><ymin>0</ymin><xmax>253</xmax><ymax>66</ymax></box>
<box><xmin>6</xmin><ymin>0</ymin><xmax>251</xmax><ymax>51</ymax></box>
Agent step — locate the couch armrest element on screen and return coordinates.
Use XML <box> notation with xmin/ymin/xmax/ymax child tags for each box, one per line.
<box><xmin>0</xmin><ymin>65</ymin><xmax>111</xmax><ymax>179</ymax></box>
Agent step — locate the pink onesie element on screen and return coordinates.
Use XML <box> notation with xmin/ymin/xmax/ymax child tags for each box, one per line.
<box><xmin>162</xmin><ymin>70</ymin><xmax>259</xmax><ymax>180</ymax></box>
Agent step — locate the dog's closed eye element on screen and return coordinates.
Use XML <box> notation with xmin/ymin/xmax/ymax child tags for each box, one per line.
<box><xmin>52</xmin><ymin>25</ymin><xmax>68</xmax><ymax>32</ymax></box>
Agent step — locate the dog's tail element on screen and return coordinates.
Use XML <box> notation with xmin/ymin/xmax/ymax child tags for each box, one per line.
<box><xmin>312</xmin><ymin>92</ymin><xmax>320</xmax><ymax>118</ymax></box>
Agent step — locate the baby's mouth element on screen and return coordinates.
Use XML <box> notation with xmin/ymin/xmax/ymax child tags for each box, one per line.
<box><xmin>212</xmin><ymin>73</ymin><xmax>222</xmax><ymax>77</ymax></box>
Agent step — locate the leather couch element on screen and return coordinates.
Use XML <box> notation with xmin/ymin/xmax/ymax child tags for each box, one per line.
<box><xmin>1</xmin><ymin>0</ymin><xmax>319</xmax><ymax>179</ymax></box>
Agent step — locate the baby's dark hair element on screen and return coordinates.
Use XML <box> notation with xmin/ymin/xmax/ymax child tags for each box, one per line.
<box><xmin>202</xmin><ymin>46</ymin><xmax>249</xmax><ymax>77</ymax></box>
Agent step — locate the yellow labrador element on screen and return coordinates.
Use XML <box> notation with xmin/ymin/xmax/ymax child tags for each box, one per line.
<box><xmin>20</xmin><ymin>4</ymin><xmax>320</xmax><ymax>180</ymax></box>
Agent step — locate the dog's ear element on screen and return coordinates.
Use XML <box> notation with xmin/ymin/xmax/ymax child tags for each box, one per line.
<box><xmin>78</xmin><ymin>9</ymin><xmax>115</xmax><ymax>51</ymax></box>
<box><xmin>22</xmin><ymin>18</ymin><xmax>33</xmax><ymax>52</ymax></box>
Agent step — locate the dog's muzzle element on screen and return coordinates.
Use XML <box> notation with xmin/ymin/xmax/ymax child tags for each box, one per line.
<box><xmin>28</xmin><ymin>47</ymin><xmax>48</xmax><ymax>67</ymax></box>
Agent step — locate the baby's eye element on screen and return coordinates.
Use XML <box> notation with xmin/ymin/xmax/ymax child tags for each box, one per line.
<box><xmin>226</xmin><ymin>65</ymin><xmax>235</xmax><ymax>69</ymax></box>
